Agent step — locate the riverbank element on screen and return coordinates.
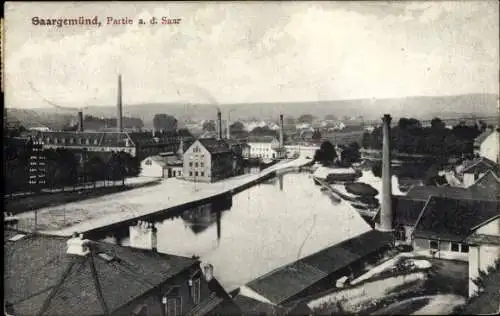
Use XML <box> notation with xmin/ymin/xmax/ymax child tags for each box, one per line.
<box><xmin>5</xmin><ymin>178</ymin><xmax>160</xmax><ymax>215</ymax></box>
<box><xmin>15</xmin><ymin>158</ymin><xmax>310</xmax><ymax>236</ymax></box>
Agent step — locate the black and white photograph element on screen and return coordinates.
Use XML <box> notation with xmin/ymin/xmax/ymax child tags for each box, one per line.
<box><xmin>3</xmin><ymin>1</ymin><xmax>500</xmax><ymax>315</ymax></box>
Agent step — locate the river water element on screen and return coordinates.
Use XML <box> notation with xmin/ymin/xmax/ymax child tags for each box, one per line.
<box><xmin>102</xmin><ymin>172</ymin><xmax>375</xmax><ymax>291</ymax></box>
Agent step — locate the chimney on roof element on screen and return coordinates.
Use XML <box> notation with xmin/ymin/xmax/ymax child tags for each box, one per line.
<box><xmin>67</xmin><ymin>233</ymin><xmax>91</xmax><ymax>256</ymax></box>
<box><xmin>117</xmin><ymin>74</ymin><xmax>123</xmax><ymax>133</ymax></box>
<box><xmin>129</xmin><ymin>221</ymin><xmax>157</xmax><ymax>252</ymax></box>
<box><xmin>202</xmin><ymin>263</ymin><xmax>214</xmax><ymax>282</ymax></box>
<box><xmin>378</xmin><ymin>114</ymin><xmax>393</xmax><ymax>232</ymax></box>
<box><xmin>279</xmin><ymin>114</ymin><xmax>284</xmax><ymax>157</ymax></box>
<box><xmin>217</xmin><ymin>109</ymin><xmax>223</xmax><ymax>140</ymax></box>
<box><xmin>77</xmin><ymin>111</ymin><xmax>84</xmax><ymax>132</ymax></box>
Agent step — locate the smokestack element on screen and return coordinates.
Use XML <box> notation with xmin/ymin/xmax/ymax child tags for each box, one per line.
<box><xmin>117</xmin><ymin>74</ymin><xmax>123</xmax><ymax>132</ymax></box>
<box><xmin>279</xmin><ymin>114</ymin><xmax>284</xmax><ymax>152</ymax></box>
<box><xmin>379</xmin><ymin>114</ymin><xmax>393</xmax><ymax>232</ymax></box>
<box><xmin>226</xmin><ymin>113</ymin><xmax>230</xmax><ymax>140</ymax></box>
<box><xmin>217</xmin><ymin>110</ymin><xmax>222</xmax><ymax>140</ymax></box>
<box><xmin>77</xmin><ymin>111</ymin><xmax>84</xmax><ymax>132</ymax></box>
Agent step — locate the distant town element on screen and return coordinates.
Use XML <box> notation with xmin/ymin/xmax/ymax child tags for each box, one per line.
<box><xmin>4</xmin><ymin>73</ymin><xmax>500</xmax><ymax>316</ymax></box>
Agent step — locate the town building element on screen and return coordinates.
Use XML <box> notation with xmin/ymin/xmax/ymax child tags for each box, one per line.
<box><xmin>4</xmin><ymin>229</ymin><xmax>240</xmax><ymax>316</ymax></box>
<box><xmin>140</xmin><ymin>154</ymin><xmax>184</xmax><ymax>178</ymax></box>
<box><xmin>474</xmin><ymin>128</ymin><xmax>500</xmax><ymax>163</ymax></box>
<box><xmin>247</xmin><ymin>136</ymin><xmax>282</xmax><ymax>160</ymax></box>
<box><xmin>28</xmin><ymin>129</ymin><xmax>194</xmax><ymax>162</ymax></box>
<box><xmin>182</xmin><ymin>138</ymin><xmax>233</xmax><ymax>183</ymax></box>
<box><xmin>459</xmin><ymin>157</ymin><xmax>500</xmax><ymax>187</ymax></box>
<box><xmin>284</xmin><ymin>144</ymin><xmax>319</xmax><ymax>159</ymax></box>
<box><xmin>234</xmin><ymin>230</ymin><xmax>393</xmax><ymax>307</ymax></box>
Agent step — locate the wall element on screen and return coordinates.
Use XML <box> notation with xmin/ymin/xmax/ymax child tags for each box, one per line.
<box><xmin>140</xmin><ymin>159</ymin><xmax>164</xmax><ymax>178</ymax></box>
<box><xmin>211</xmin><ymin>153</ymin><xmax>233</xmax><ymax>182</ymax></box>
<box><xmin>248</xmin><ymin>142</ymin><xmax>277</xmax><ymax>159</ymax></box>
<box><xmin>413</xmin><ymin>238</ymin><xmax>469</xmax><ymax>261</ymax></box>
<box><xmin>476</xmin><ymin>218</ymin><xmax>500</xmax><ymax>236</ymax></box>
<box><xmin>463</xmin><ymin>173</ymin><xmax>478</xmax><ymax>187</ymax></box>
<box><xmin>480</xmin><ymin>131</ymin><xmax>499</xmax><ymax>163</ymax></box>
<box><xmin>170</xmin><ymin>166</ymin><xmax>183</xmax><ymax>178</ymax></box>
<box><xmin>469</xmin><ymin>244</ymin><xmax>500</xmax><ymax>297</ymax></box>
<box><xmin>183</xmin><ymin>141</ymin><xmax>212</xmax><ymax>183</ymax></box>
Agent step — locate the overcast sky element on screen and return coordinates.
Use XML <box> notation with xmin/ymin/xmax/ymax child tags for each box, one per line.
<box><xmin>4</xmin><ymin>1</ymin><xmax>499</xmax><ymax>109</ymax></box>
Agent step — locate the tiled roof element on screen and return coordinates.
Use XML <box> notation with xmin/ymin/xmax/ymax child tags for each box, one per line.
<box><xmin>373</xmin><ymin>196</ymin><xmax>429</xmax><ymax>227</ymax></box>
<box><xmin>246</xmin><ymin>230</ymin><xmax>392</xmax><ymax>304</ymax></box>
<box><xmin>466</xmin><ymin>234</ymin><xmax>500</xmax><ymax>246</ymax></box>
<box><xmin>407</xmin><ymin>185</ymin><xmax>498</xmax><ymax>201</ymax></box>
<box><xmin>413</xmin><ymin>197</ymin><xmax>500</xmax><ymax>242</ymax></box>
<box><xmin>232</xmin><ymin>294</ymin><xmax>282</xmax><ymax>315</ymax></box>
<box><xmin>186</xmin><ymin>292</ymin><xmax>224</xmax><ymax>316</ymax></box>
<box><xmin>4</xmin><ymin>232</ymin><xmax>197</xmax><ymax>316</ymax></box>
<box><xmin>198</xmin><ymin>138</ymin><xmax>231</xmax><ymax>155</ymax></box>
<box><xmin>470</xmin><ymin>170</ymin><xmax>500</xmax><ymax>193</ymax></box>
<box><xmin>462</xmin><ymin>157</ymin><xmax>499</xmax><ymax>175</ymax></box>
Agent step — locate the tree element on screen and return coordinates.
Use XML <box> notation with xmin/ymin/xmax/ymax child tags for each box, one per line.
<box><xmin>314</xmin><ymin>141</ymin><xmax>337</xmax><ymax>166</ymax></box>
<box><xmin>106</xmin><ymin>152</ymin><xmax>128</xmax><ymax>185</ymax></box>
<box><xmin>153</xmin><ymin>114</ymin><xmax>178</xmax><ymax>131</ymax></box>
<box><xmin>341</xmin><ymin>142</ymin><xmax>361</xmax><ymax>166</ymax></box>
<box><xmin>229</xmin><ymin>121</ymin><xmax>247</xmax><ymax>137</ymax></box>
<box><xmin>85</xmin><ymin>156</ymin><xmax>105</xmax><ymax>188</ymax></box>
<box><xmin>202</xmin><ymin>120</ymin><xmax>216</xmax><ymax>132</ymax></box>
<box><xmin>54</xmin><ymin>149</ymin><xmax>78</xmax><ymax>189</ymax></box>
<box><xmin>250</xmin><ymin>126</ymin><xmax>277</xmax><ymax>137</ymax></box>
<box><xmin>297</xmin><ymin>114</ymin><xmax>314</xmax><ymax>124</ymax></box>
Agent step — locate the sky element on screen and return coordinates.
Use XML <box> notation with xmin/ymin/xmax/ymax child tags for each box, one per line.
<box><xmin>4</xmin><ymin>1</ymin><xmax>499</xmax><ymax>109</ymax></box>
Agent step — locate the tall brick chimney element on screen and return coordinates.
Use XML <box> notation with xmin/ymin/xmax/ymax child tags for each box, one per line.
<box><xmin>217</xmin><ymin>109</ymin><xmax>222</xmax><ymax>140</ymax></box>
<box><xmin>279</xmin><ymin>114</ymin><xmax>284</xmax><ymax>157</ymax></box>
<box><xmin>77</xmin><ymin>111</ymin><xmax>84</xmax><ymax>132</ymax></box>
<box><xmin>117</xmin><ymin>74</ymin><xmax>123</xmax><ymax>132</ymax></box>
<box><xmin>379</xmin><ymin>114</ymin><xmax>393</xmax><ymax>232</ymax></box>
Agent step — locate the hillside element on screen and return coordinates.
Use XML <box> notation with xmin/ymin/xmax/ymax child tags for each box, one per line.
<box><xmin>5</xmin><ymin>93</ymin><xmax>498</xmax><ymax>129</ymax></box>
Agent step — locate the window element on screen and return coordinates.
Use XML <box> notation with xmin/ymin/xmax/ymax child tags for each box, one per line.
<box><xmin>461</xmin><ymin>244</ymin><xmax>469</xmax><ymax>253</ymax></box>
<box><xmin>429</xmin><ymin>240</ymin><xmax>439</xmax><ymax>250</ymax></box>
<box><xmin>145</xmin><ymin>159</ymin><xmax>152</xmax><ymax>166</ymax></box>
<box><xmin>189</xmin><ymin>171</ymin><xmax>192</xmax><ymax>176</ymax></box>
<box><xmin>195</xmin><ymin>171</ymin><xmax>198</xmax><ymax>177</ymax></box>
<box><xmin>200</xmin><ymin>172</ymin><xmax>204</xmax><ymax>177</ymax></box>
<box><xmin>200</xmin><ymin>162</ymin><xmax>204</xmax><ymax>167</ymax></box>
<box><xmin>191</xmin><ymin>278</ymin><xmax>201</xmax><ymax>305</ymax></box>
<box><xmin>195</xmin><ymin>162</ymin><xmax>198</xmax><ymax>167</ymax></box>
<box><xmin>395</xmin><ymin>228</ymin><xmax>406</xmax><ymax>241</ymax></box>
<box><xmin>451</xmin><ymin>243</ymin><xmax>460</xmax><ymax>252</ymax></box>
<box><xmin>189</xmin><ymin>162</ymin><xmax>193</xmax><ymax>167</ymax></box>
<box><xmin>132</xmin><ymin>304</ymin><xmax>148</xmax><ymax>316</ymax></box>
<box><xmin>165</xmin><ymin>297</ymin><xmax>182</xmax><ymax>316</ymax></box>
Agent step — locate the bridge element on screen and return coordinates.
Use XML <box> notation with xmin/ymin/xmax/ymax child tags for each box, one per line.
<box><xmin>15</xmin><ymin>157</ymin><xmax>312</xmax><ymax>237</ymax></box>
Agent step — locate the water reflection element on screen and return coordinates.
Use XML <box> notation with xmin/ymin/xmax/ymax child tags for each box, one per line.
<box><xmin>101</xmin><ymin>172</ymin><xmax>373</xmax><ymax>291</ymax></box>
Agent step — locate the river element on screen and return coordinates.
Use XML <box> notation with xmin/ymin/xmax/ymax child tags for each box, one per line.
<box><xmin>101</xmin><ymin>172</ymin><xmax>374</xmax><ymax>291</ymax></box>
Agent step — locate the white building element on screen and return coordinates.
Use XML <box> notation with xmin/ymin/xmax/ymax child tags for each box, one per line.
<box><xmin>475</xmin><ymin>129</ymin><xmax>499</xmax><ymax>164</ymax></box>
<box><xmin>247</xmin><ymin>136</ymin><xmax>281</xmax><ymax>159</ymax></box>
<box><xmin>139</xmin><ymin>154</ymin><xmax>183</xmax><ymax>178</ymax></box>
<box><xmin>284</xmin><ymin>145</ymin><xmax>319</xmax><ymax>158</ymax></box>
<box><xmin>466</xmin><ymin>215</ymin><xmax>500</xmax><ymax>297</ymax></box>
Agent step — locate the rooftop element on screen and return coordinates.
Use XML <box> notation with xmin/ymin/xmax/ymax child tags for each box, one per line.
<box><xmin>413</xmin><ymin>196</ymin><xmax>500</xmax><ymax>242</ymax></box>
<box><xmin>406</xmin><ymin>185</ymin><xmax>498</xmax><ymax>201</ymax></box>
<box><xmin>197</xmin><ymin>138</ymin><xmax>232</xmax><ymax>155</ymax></box>
<box><xmin>245</xmin><ymin>230</ymin><xmax>392</xmax><ymax>304</ymax></box>
<box><xmin>462</xmin><ymin>157</ymin><xmax>500</xmax><ymax>175</ymax></box>
<box><xmin>373</xmin><ymin>196</ymin><xmax>429</xmax><ymax>227</ymax></box>
<box><xmin>4</xmin><ymin>231</ymin><xmax>197</xmax><ymax>315</ymax></box>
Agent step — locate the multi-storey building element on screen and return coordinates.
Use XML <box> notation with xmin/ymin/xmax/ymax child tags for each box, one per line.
<box><xmin>28</xmin><ymin>141</ymin><xmax>46</xmax><ymax>189</ymax></box>
<box><xmin>183</xmin><ymin>138</ymin><xmax>233</xmax><ymax>183</ymax></box>
<box><xmin>26</xmin><ymin>129</ymin><xmax>194</xmax><ymax>161</ymax></box>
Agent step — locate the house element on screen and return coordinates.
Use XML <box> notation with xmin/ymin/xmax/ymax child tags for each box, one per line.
<box><xmin>4</xmin><ymin>229</ymin><xmax>240</xmax><ymax>316</ymax></box>
<box><xmin>412</xmin><ymin>197</ymin><xmax>499</xmax><ymax>262</ymax></box>
<box><xmin>140</xmin><ymin>154</ymin><xmax>184</xmax><ymax>178</ymax></box>
<box><xmin>373</xmin><ymin>196</ymin><xmax>429</xmax><ymax>244</ymax></box>
<box><xmin>235</xmin><ymin>230</ymin><xmax>393</xmax><ymax>306</ymax></box>
<box><xmin>474</xmin><ymin>128</ymin><xmax>500</xmax><ymax>163</ymax></box>
<box><xmin>247</xmin><ymin>136</ymin><xmax>282</xmax><ymax>160</ymax></box>
<box><xmin>469</xmin><ymin>170</ymin><xmax>500</xmax><ymax>194</ymax></box>
<box><xmin>183</xmin><ymin>138</ymin><xmax>233</xmax><ymax>183</ymax></box>
<box><xmin>459</xmin><ymin>157</ymin><xmax>500</xmax><ymax>187</ymax></box>
<box><xmin>465</xmin><ymin>215</ymin><xmax>500</xmax><ymax>297</ymax></box>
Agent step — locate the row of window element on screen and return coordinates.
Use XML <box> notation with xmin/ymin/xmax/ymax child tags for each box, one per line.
<box><xmin>189</xmin><ymin>171</ymin><xmax>205</xmax><ymax>177</ymax></box>
<box><xmin>44</xmin><ymin>138</ymin><xmax>100</xmax><ymax>145</ymax></box>
<box><xmin>429</xmin><ymin>240</ymin><xmax>469</xmax><ymax>253</ymax></box>
<box><xmin>189</xmin><ymin>162</ymin><xmax>204</xmax><ymax>167</ymax></box>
